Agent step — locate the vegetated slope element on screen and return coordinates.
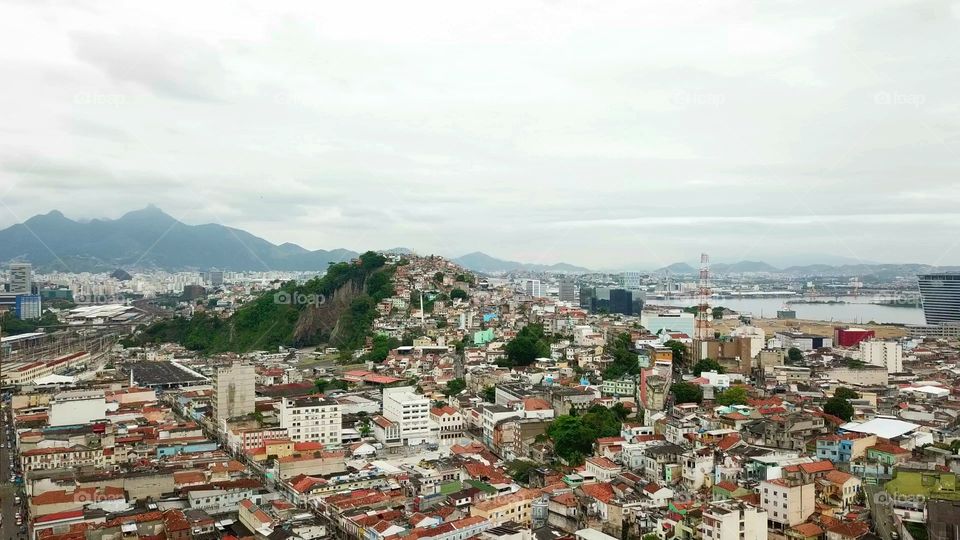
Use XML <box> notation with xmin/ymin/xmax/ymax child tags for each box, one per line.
<box><xmin>133</xmin><ymin>251</ymin><xmax>395</xmax><ymax>353</ymax></box>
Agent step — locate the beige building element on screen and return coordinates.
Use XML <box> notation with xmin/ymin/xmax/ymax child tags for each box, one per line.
<box><xmin>470</xmin><ymin>488</ymin><xmax>536</xmax><ymax>526</ymax></box>
<box><xmin>21</xmin><ymin>445</ymin><xmax>104</xmax><ymax>473</ymax></box>
<box><xmin>212</xmin><ymin>363</ymin><xmax>256</xmax><ymax>421</ymax></box>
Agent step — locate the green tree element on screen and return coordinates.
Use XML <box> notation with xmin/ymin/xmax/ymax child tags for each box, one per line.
<box><xmin>450</xmin><ymin>288</ymin><xmax>469</xmax><ymax>301</ymax></box>
<box><xmin>433</xmin><ymin>271</ymin><xmax>444</xmax><ymax>283</ymax></box>
<box><xmin>444</xmin><ymin>378</ymin><xmax>467</xmax><ymax>397</ymax></box>
<box><xmin>663</xmin><ymin>340</ymin><xmax>687</xmax><ymax>365</ymax></box>
<box><xmin>481</xmin><ymin>386</ymin><xmax>496</xmax><ymax>403</ymax></box>
<box><xmin>357</xmin><ymin>418</ymin><xmax>372</xmax><ymax>438</ymax></box>
<box><xmin>787</xmin><ymin>347</ymin><xmax>804</xmax><ymax>363</ymax></box>
<box><xmin>834</xmin><ymin>387</ymin><xmax>860</xmax><ymax>400</ymax></box>
<box><xmin>315</xmin><ymin>378</ymin><xmax>348</xmax><ymax>393</ymax></box>
<box><xmin>603</xmin><ymin>333</ymin><xmax>640</xmax><ymax>379</ymax></box>
<box><xmin>824</xmin><ymin>396</ymin><xmax>855</xmax><ymax>421</ymax></box>
<box><xmin>506</xmin><ymin>459</ymin><xmax>538</xmax><ymax>484</ymax></box>
<box><xmin>547</xmin><ymin>405</ymin><xmax>623</xmax><ymax>465</ymax></box>
<box><xmin>502</xmin><ymin>324</ymin><xmax>550</xmax><ymax>367</ymax></box>
<box><xmin>670</xmin><ymin>382</ymin><xmax>703</xmax><ymax>404</ymax></box>
<box><xmin>715</xmin><ymin>386</ymin><xmax>749</xmax><ymax>406</ymax></box>
<box><xmin>693</xmin><ymin>358</ymin><xmax>725</xmax><ymax>376</ymax></box>
<box><xmin>610</xmin><ymin>402</ymin><xmax>631</xmax><ymax>421</ymax></box>
<box><xmin>365</xmin><ymin>334</ymin><xmax>400</xmax><ymax>363</ymax></box>
<box><xmin>712</xmin><ymin>306</ymin><xmax>726</xmax><ymax>320</ymax></box>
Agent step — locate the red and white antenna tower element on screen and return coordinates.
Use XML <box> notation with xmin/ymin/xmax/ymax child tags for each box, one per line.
<box><xmin>696</xmin><ymin>252</ymin><xmax>712</xmax><ymax>340</ymax></box>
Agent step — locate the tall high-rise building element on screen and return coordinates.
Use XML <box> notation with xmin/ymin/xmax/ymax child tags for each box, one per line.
<box><xmin>609</xmin><ymin>288</ymin><xmax>634</xmax><ymax>315</ymax></box>
<box><xmin>579</xmin><ymin>287</ymin><xmax>596</xmax><ymax>310</ymax></box>
<box><xmin>918</xmin><ymin>273</ymin><xmax>960</xmax><ymax>325</ymax></box>
<box><xmin>523</xmin><ymin>279</ymin><xmax>542</xmax><ymax>298</ymax></box>
<box><xmin>212</xmin><ymin>363</ymin><xmax>256</xmax><ymax>421</ymax></box>
<box><xmin>200</xmin><ymin>270</ymin><xmax>225</xmax><ymax>287</ymax></box>
<box><xmin>9</xmin><ymin>262</ymin><xmax>32</xmax><ymax>294</ymax></box>
<box><xmin>558</xmin><ymin>277</ymin><xmax>576</xmax><ymax>303</ymax></box>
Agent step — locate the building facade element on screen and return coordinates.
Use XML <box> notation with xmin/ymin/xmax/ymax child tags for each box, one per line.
<box><xmin>279</xmin><ymin>396</ymin><xmax>342</xmax><ymax>446</ymax></box>
<box><xmin>859</xmin><ymin>340</ymin><xmax>903</xmax><ymax>374</ymax></box>
<box><xmin>918</xmin><ymin>273</ymin><xmax>960</xmax><ymax>325</ymax></box>
<box><xmin>212</xmin><ymin>363</ymin><xmax>256</xmax><ymax>421</ymax></box>
<box><xmin>382</xmin><ymin>386</ymin><xmax>431</xmax><ymax>445</ymax></box>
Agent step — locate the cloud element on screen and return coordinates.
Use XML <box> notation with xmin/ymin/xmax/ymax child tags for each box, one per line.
<box><xmin>0</xmin><ymin>0</ymin><xmax>958</xmax><ymax>268</ymax></box>
<box><xmin>70</xmin><ymin>30</ymin><xmax>227</xmax><ymax>102</ymax></box>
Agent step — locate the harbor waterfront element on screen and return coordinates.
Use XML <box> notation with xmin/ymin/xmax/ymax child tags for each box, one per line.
<box><xmin>657</xmin><ymin>295</ymin><xmax>926</xmax><ymax>325</ymax></box>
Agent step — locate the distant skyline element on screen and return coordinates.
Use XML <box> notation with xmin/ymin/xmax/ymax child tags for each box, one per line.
<box><xmin>2</xmin><ymin>1</ymin><xmax>960</xmax><ymax>268</ymax></box>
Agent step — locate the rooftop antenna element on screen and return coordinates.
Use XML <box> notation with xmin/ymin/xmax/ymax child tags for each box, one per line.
<box><xmin>420</xmin><ymin>291</ymin><xmax>425</xmax><ymax>328</ymax></box>
<box><xmin>696</xmin><ymin>253</ymin><xmax>712</xmax><ymax>340</ymax></box>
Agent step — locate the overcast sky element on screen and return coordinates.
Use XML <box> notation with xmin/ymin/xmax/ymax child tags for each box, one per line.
<box><xmin>1</xmin><ymin>0</ymin><xmax>959</xmax><ymax>269</ymax></box>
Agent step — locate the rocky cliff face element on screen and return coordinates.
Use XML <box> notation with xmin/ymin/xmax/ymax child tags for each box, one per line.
<box><xmin>291</xmin><ymin>274</ymin><xmax>367</xmax><ymax>346</ymax></box>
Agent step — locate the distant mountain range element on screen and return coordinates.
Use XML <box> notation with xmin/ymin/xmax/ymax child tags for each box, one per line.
<box><xmin>451</xmin><ymin>252</ymin><xmax>590</xmax><ymax>274</ymax></box>
<box><xmin>3</xmin><ymin>207</ymin><xmax>956</xmax><ymax>278</ymax></box>
<box><xmin>653</xmin><ymin>260</ymin><xmax>960</xmax><ymax>278</ymax></box>
<box><xmin>0</xmin><ymin>206</ymin><xmax>360</xmax><ymax>272</ymax></box>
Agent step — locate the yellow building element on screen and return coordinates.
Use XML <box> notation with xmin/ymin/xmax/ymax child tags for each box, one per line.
<box><xmin>470</xmin><ymin>488</ymin><xmax>536</xmax><ymax>526</ymax></box>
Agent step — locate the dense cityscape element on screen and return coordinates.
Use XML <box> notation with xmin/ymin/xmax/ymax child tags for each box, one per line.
<box><xmin>3</xmin><ymin>244</ymin><xmax>960</xmax><ymax>540</ymax></box>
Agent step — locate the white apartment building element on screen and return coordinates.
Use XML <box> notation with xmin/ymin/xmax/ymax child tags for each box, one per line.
<box><xmin>382</xmin><ymin>386</ymin><xmax>431</xmax><ymax>445</ymax></box>
<box><xmin>524</xmin><ymin>279</ymin><xmax>542</xmax><ymax>298</ymax></box>
<box><xmin>859</xmin><ymin>340</ymin><xmax>903</xmax><ymax>374</ymax></box>
<box><xmin>760</xmin><ymin>479</ymin><xmax>815</xmax><ymax>531</ymax></box>
<box><xmin>481</xmin><ymin>405</ymin><xmax>520</xmax><ymax>448</ymax></box>
<box><xmin>279</xmin><ymin>396</ymin><xmax>342</xmax><ymax>446</ymax></box>
<box><xmin>212</xmin><ymin>363</ymin><xmax>256</xmax><ymax>421</ymax></box>
<box><xmin>573</xmin><ymin>325</ymin><xmax>604</xmax><ymax>347</ymax></box>
<box><xmin>701</xmin><ymin>500</ymin><xmax>767</xmax><ymax>540</ymax></box>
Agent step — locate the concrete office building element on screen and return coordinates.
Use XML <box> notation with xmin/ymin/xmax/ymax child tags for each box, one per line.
<box><xmin>558</xmin><ymin>277</ymin><xmax>576</xmax><ymax>303</ymax></box>
<box><xmin>280</xmin><ymin>395</ymin><xmax>342</xmax><ymax>445</ymax></box>
<box><xmin>212</xmin><ymin>363</ymin><xmax>256</xmax><ymax>421</ymax></box>
<box><xmin>918</xmin><ymin>273</ymin><xmax>960</xmax><ymax>325</ymax></box>
<box><xmin>382</xmin><ymin>386</ymin><xmax>431</xmax><ymax>445</ymax></box>
<box><xmin>608</xmin><ymin>288</ymin><xmax>633</xmax><ymax>315</ymax></box>
<box><xmin>524</xmin><ymin>279</ymin><xmax>542</xmax><ymax>298</ymax></box>
<box><xmin>15</xmin><ymin>294</ymin><xmax>42</xmax><ymax>320</ymax></box>
<box><xmin>9</xmin><ymin>262</ymin><xmax>32</xmax><ymax>294</ymax></box>
<box><xmin>859</xmin><ymin>340</ymin><xmax>903</xmax><ymax>374</ymax></box>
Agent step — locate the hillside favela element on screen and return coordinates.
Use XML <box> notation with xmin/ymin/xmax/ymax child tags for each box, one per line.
<box><xmin>3</xmin><ymin>3</ymin><xmax>960</xmax><ymax>540</ymax></box>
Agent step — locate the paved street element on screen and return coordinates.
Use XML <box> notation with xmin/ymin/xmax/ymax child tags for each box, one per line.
<box><xmin>1</xmin><ymin>402</ymin><xmax>24</xmax><ymax>540</ymax></box>
<box><xmin>866</xmin><ymin>483</ymin><xmax>898</xmax><ymax>540</ymax></box>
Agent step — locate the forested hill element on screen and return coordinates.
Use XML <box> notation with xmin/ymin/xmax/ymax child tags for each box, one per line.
<box><xmin>132</xmin><ymin>251</ymin><xmax>395</xmax><ymax>353</ymax></box>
